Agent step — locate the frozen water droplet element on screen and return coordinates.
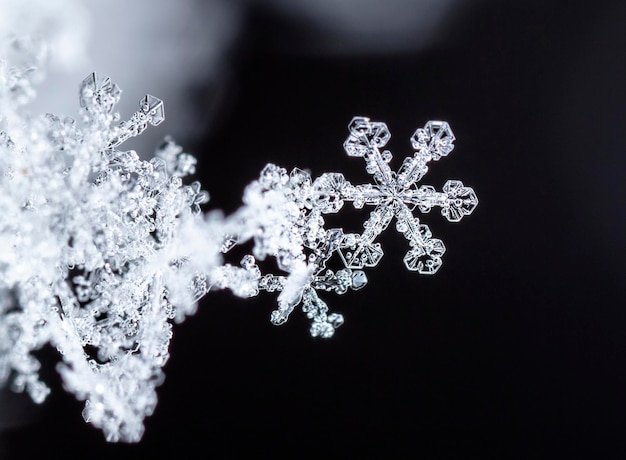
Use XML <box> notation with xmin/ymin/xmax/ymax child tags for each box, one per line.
<box><xmin>327</xmin><ymin>313</ymin><xmax>344</xmax><ymax>328</ymax></box>
<box><xmin>351</xmin><ymin>270</ymin><xmax>367</xmax><ymax>290</ymax></box>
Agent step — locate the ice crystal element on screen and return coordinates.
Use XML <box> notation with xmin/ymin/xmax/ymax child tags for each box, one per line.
<box><xmin>0</xmin><ymin>38</ymin><xmax>477</xmax><ymax>443</ymax></box>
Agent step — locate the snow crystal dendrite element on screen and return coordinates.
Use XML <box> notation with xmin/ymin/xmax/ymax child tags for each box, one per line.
<box><xmin>0</xmin><ymin>63</ymin><xmax>477</xmax><ymax>442</ymax></box>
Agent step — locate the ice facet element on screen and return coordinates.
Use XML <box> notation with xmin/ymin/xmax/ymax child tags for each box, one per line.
<box><xmin>140</xmin><ymin>95</ymin><xmax>165</xmax><ymax>126</ymax></box>
<box><xmin>340</xmin><ymin>242</ymin><xmax>384</xmax><ymax>269</ymax></box>
<box><xmin>351</xmin><ymin>270</ymin><xmax>368</xmax><ymax>290</ymax></box>
<box><xmin>311</xmin><ymin>173</ymin><xmax>348</xmax><ymax>213</ymax></box>
<box><xmin>343</xmin><ymin>116</ymin><xmax>391</xmax><ymax>157</ymax></box>
<box><xmin>79</xmin><ymin>72</ymin><xmax>121</xmax><ymax>113</ymax></box>
<box><xmin>411</xmin><ymin>120</ymin><xmax>456</xmax><ymax>161</ymax></box>
<box><xmin>441</xmin><ymin>180</ymin><xmax>479</xmax><ymax>222</ymax></box>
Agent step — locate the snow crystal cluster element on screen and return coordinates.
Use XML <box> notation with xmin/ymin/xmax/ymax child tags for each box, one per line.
<box><xmin>0</xmin><ymin>34</ymin><xmax>477</xmax><ymax>443</ymax></box>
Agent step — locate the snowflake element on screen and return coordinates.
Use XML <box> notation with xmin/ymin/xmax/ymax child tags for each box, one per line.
<box><xmin>338</xmin><ymin>116</ymin><xmax>478</xmax><ymax>274</ymax></box>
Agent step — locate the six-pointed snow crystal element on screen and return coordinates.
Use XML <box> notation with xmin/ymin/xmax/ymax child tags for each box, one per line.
<box><xmin>337</xmin><ymin>117</ymin><xmax>478</xmax><ymax>274</ymax></box>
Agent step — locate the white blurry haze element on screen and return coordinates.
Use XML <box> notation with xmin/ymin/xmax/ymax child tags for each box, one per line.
<box><xmin>20</xmin><ymin>0</ymin><xmax>469</xmax><ymax>153</ymax></box>
<box><xmin>28</xmin><ymin>0</ymin><xmax>244</xmax><ymax>153</ymax></box>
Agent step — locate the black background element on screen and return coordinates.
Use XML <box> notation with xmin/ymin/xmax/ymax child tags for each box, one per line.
<box><xmin>3</xmin><ymin>0</ymin><xmax>626</xmax><ymax>458</ymax></box>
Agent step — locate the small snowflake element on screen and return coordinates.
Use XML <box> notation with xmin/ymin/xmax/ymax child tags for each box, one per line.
<box><xmin>338</xmin><ymin>116</ymin><xmax>478</xmax><ymax>274</ymax></box>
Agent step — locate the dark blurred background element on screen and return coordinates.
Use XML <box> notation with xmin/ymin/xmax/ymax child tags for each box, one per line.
<box><xmin>2</xmin><ymin>0</ymin><xmax>626</xmax><ymax>458</ymax></box>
